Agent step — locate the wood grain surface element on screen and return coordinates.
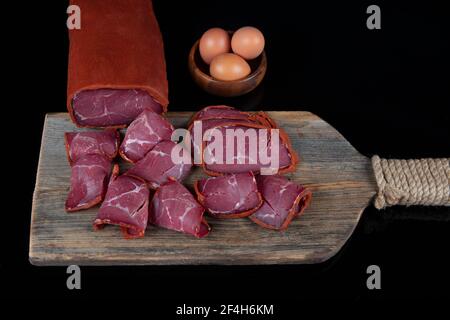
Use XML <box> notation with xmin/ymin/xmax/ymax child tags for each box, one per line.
<box><xmin>30</xmin><ymin>112</ymin><xmax>377</xmax><ymax>265</ymax></box>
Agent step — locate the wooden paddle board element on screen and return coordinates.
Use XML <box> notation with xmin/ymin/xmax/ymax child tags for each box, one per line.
<box><xmin>29</xmin><ymin>112</ymin><xmax>377</xmax><ymax>265</ymax></box>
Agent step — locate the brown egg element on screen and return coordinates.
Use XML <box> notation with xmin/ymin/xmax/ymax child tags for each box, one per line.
<box><xmin>231</xmin><ymin>26</ymin><xmax>265</xmax><ymax>60</ymax></box>
<box><xmin>209</xmin><ymin>53</ymin><xmax>251</xmax><ymax>81</ymax></box>
<box><xmin>199</xmin><ymin>28</ymin><xmax>230</xmax><ymax>64</ymax></box>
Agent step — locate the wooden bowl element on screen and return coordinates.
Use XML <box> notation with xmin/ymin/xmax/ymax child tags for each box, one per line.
<box><xmin>188</xmin><ymin>38</ymin><xmax>267</xmax><ymax>97</ymax></box>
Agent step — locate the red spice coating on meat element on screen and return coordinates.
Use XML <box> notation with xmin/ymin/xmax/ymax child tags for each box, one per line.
<box><xmin>66</xmin><ymin>0</ymin><xmax>168</xmax><ymax>128</ymax></box>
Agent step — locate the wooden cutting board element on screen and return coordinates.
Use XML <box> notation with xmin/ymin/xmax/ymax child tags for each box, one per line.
<box><xmin>30</xmin><ymin>112</ymin><xmax>376</xmax><ymax>265</ymax></box>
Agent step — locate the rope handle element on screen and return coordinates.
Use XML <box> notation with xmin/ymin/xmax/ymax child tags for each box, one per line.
<box><xmin>371</xmin><ymin>156</ymin><xmax>450</xmax><ymax>209</ymax></box>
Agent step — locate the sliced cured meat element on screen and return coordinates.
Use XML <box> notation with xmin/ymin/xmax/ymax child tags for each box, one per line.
<box><xmin>190</xmin><ymin>118</ymin><xmax>261</xmax><ymax>166</ymax></box>
<box><xmin>188</xmin><ymin>105</ymin><xmax>260</xmax><ymax>135</ymax></box>
<box><xmin>65</xmin><ymin>129</ymin><xmax>120</xmax><ymax>212</ymax></box>
<box><xmin>194</xmin><ymin>172</ymin><xmax>262</xmax><ymax>218</ymax></box>
<box><xmin>189</xmin><ymin>105</ymin><xmax>254</xmax><ymax>124</ymax></box>
<box><xmin>93</xmin><ymin>174</ymin><xmax>150</xmax><ymax>239</ymax></box>
<box><xmin>150</xmin><ymin>180</ymin><xmax>210</xmax><ymax>238</ymax></box>
<box><xmin>119</xmin><ymin>109</ymin><xmax>174</xmax><ymax>163</ymax></box>
<box><xmin>191</xmin><ymin>118</ymin><xmax>261</xmax><ymax>137</ymax></box>
<box><xmin>126</xmin><ymin>140</ymin><xmax>192</xmax><ymax>189</ymax></box>
<box><xmin>188</xmin><ymin>106</ymin><xmax>298</xmax><ymax>175</ymax></box>
<box><xmin>202</xmin><ymin>124</ymin><xmax>297</xmax><ymax>176</ymax></box>
<box><xmin>65</xmin><ymin>155</ymin><xmax>112</xmax><ymax>212</ymax></box>
<box><xmin>71</xmin><ymin>89</ymin><xmax>163</xmax><ymax>128</ymax></box>
<box><xmin>188</xmin><ymin>106</ymin><xmax>261</xmax><ymax>164</ymax></box>
<box><xmin>67</xmin><ymin>0</ymin><xmax>168</xmax><ymax>128</ymax></box>
<box><xmin>249</xmin><ymin>175</ymin><xmax>312</xmax><ymax>230</ymax></box>
<box><xmin>251</xmin><ymin>111</ymin><xmax>280</xmax><ymax>129</ymax></box>
<box><xmin>65</xmin><ymin>130</ymin><xmax>119</xmax><ymax>164</ymax></box>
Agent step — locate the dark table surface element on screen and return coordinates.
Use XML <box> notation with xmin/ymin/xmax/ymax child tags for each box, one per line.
<box><xmin>4</xmin><ymin>0</ymin><xmax>449</xmax><ymax>304</ymax></box>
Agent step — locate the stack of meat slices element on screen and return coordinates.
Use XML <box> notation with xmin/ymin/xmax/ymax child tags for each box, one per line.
<box><xmin>64</xmin><ymin>0</ymin><xmax>213</xmax><ymax>239</ymax></box>
<box><xmin>64</xmin><ymin>105</ymin><xmax>311</xmax><ymax>239</ymax></box>
<box><xmin>65</xmin><ymin>108</ymin><xmax>208</xmax><ymax>239</ymax></box>
<box><xmin>191</xmin><ymin>105</ymin><xmax>312</xmax><ymax>230</ymax></box>
<box><xmin>187</xmin><ymin>105</ymin><xmax>298</xmax><ymax>175</ymax></box>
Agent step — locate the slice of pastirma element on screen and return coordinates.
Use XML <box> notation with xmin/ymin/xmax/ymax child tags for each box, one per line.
<box><xmin>188</xmin><ymin>105</ymin><xmax>255</xmax><ymax>125</ymax></box>
<box><xmin>187</xmin><ymin>105</ymin><xmax>262</xmax><ymax>164</ymax></box>
<box><xmin>150</xmin><ymin>179</ymin><xmax>210</xmax><ymax>238</ymax></box>
<box><xmin>249</xmin><ymin>175</ymin><xmax>312</xmax><ymax>230</ymax></box>
<box><xmin>126</xmin><ymin>140</ymin><xmax>192</xmax><ymax>189</ymax></box>
<box><xmin>65</xmin><ymin>155</ymin><xmax>114</xmax><ymax>212</ymax></box>
<box><xmin>64</xmin><ymin>130</ymin><xmax>120</xmax><ymax>212</ymax></box>
<box><xmin>201</xmin><ymin>121</ymin><xmax>298</xmax><ymax>176</ymax></box>
<box><xmin>64</xmin><ymin>130</ymin><xmax>119</xmax><ymax>164</ymax></box>
<box><xmin>94</xmin><ymin>174</ymin><xmax>150</xmax><ymax>239</ymax></box>
<box><xmin>67</xmin><ymin>0</ymin><xmax>168</xmax><ymax>128</ymax></box>
<box><xmin>188</xmin><ymin>106</ymin><xmax>298</xmax><ymax>175</ymax></box>
<box><xmin>194</xmin><ymin>172</ymin><xmax>263</xmax><ymax>218</ymax></box>
<box><xmin>119</xmin><ymin>109</ymin><xmax>174</xmax><ymax>163</ymax></box>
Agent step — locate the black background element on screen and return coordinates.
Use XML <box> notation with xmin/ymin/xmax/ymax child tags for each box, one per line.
<box><xmin>3</xmin><ymin>0</ymin><xmax>449</xmax><ymax>306</ymax></box>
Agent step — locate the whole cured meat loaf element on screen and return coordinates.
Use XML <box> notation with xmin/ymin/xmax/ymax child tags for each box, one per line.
<box><xmin>126</xmin><ymin>140</ymin><xmax>192</xmax><ymax>189</ymax></box>
<box><xmin>94</xmin><ymin>174</ymin><xmax>150</xmax><ymax>239</ymax></box>
<box><xmin>249</xmin><ymin>175</ymin><xmax>312</xmax><ymax>230</ymax></box>
<box><xmin>67</xmin><ymin>0</ymin><xmax>168</xmax><ymax>128</ymax></box>
<box><xmin>119</xmin><ymin>109</ymin><xmax>174</xmax><ymax>163</ymax></box>
<box><xmin>65</xmin><ymin>130</ymin><xmax>119</xmax><ymax>164</ymax></box>
<box><xmin>194</xmin><ymin>172</ymin><xmax>262</xmax><ymax>218</ymax></box>
<box><xmin>150</xmin><ymin>180</ymin><xmax>210</xmax><ymax>238</ymax></box>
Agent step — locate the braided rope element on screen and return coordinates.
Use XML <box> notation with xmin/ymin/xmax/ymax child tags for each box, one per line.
<box><xmin>371</xmin><ymin>156</ymin><xmax>450</xmax><ymax>209</ymax></box>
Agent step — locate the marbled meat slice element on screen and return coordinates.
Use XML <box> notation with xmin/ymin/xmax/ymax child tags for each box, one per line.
<box><xmin>119</xmin><ymin>109</ymin><xmax>174</xmax><ymax>163</ymax></box>
<box><xmin>71</xmin><ymin>89</ymin><xmax>163</xmax><ymax>128</ymax></box>
<box><xmin>203</xmin><ymin>124</ymin><xmax>297</xmax><ymax>175</ymax></box>
<box><xmin>188</xmin><ymin>106</ymin><xmax>261</xmax><ymax>164</ymax></box>
<box><xmin>249</xmin><ymin>175</ymin><xmax>312</xmax><ymax>230</ymax></box>
<box><xmin>194</xmin><ymin>172</ymin><xmax>262</xmax><ymax>218</ymax></box>
<box><xmin>126</xmin><ymin>140</ymin><xmax>192</xmax><ymax>189</ymax></box>
<box><xmin>93</xmin><ymin>174</ymin><xmax>150</xmax><ymax>239</ymax></box>
<box><xmin>150</xmin><ymin>180</ymin><xmax>210</xmax><ymax>238</ymax></box>
<box><xmin>65</xmin><ymin>130</ymin><xmax>119</xmax><ymax>164</ymax></box>
<box><xmin>65</xmin><ymin>155</ymin><xmax>112</xmax><ymax>212</ymax></box>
